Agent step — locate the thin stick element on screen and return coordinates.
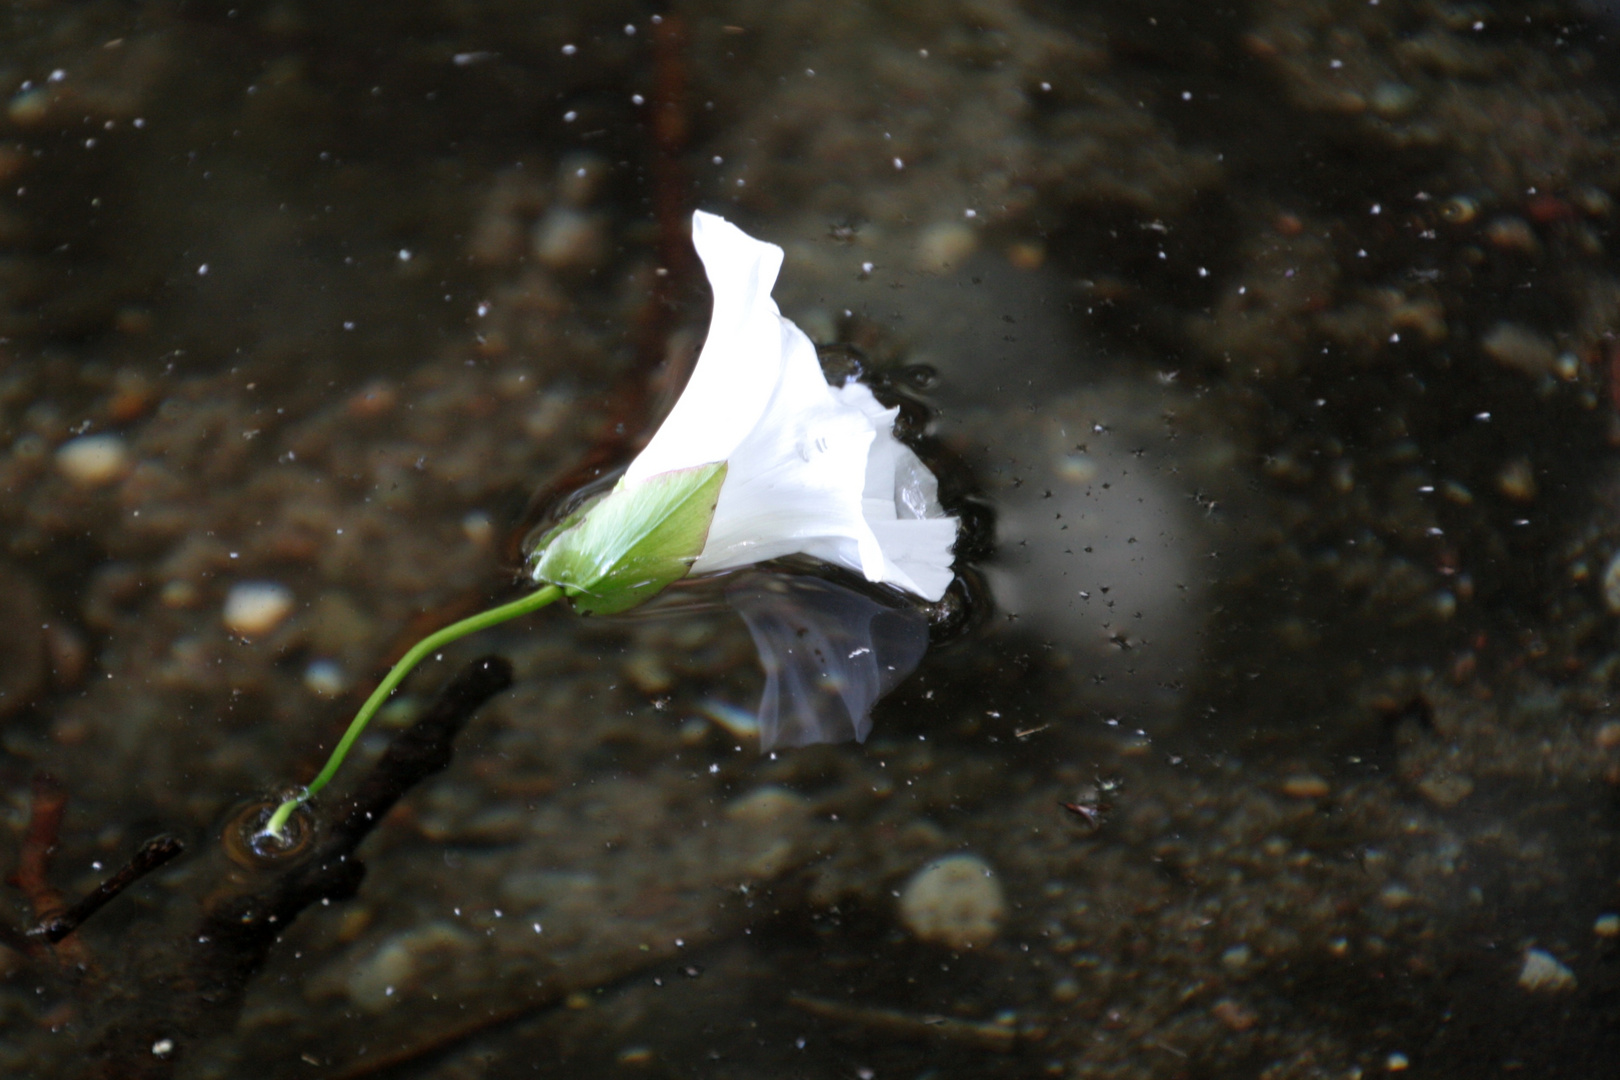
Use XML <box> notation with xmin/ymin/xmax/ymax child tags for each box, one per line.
<box><xmin>13</xmin><ymin>774</ymin><xmax>71</xmax><ymax>926</ymax></box>
<box><xmin>31</xmin><ymin>835</ymin><xmax>185</xmax><ymax>945</ymax></box>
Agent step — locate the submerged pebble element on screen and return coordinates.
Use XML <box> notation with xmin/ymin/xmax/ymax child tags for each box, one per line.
<box><xmin>915</xmin><ymin>221</ymin><xmax>977</xmax><ymax>272</ymax></box>
<box><xmin>1517</xmin><ymin>948</ymin><xmax>1576</xmax><ymax>993</ymax></box>
<box><xmin>55</xmin><ymin>433</ymin><xmax>131</xmax><ymax>486</ymax></box>
<box><xmin>533</xmin><ymin>206</ymin><xmax>605</xmax><ymax>270</ymax></box>
<box><xmin>223</xmin><ymin>582</ymin><xmax>296</xmax><ymax>636</ymax></box>
<box><xmin>303</xmin><ymin>658</ymin><xmax>348</xmax><ymax>697</ymax></box>
<box><xmin>898</xmin><ymin>853</ymin><xmax>1006</xmax><ymax>949</ymax></box>
<box><xmin>345</xmin><ymin>922</ymin><xmax>474</xmax><ymax>1013</ymax></box>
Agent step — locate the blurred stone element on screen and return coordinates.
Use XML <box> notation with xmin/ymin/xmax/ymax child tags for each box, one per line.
<box><xmin>223</xmin><ymin>581</ymin><xmax>296</xmax><ymax>636</ymax></box>
<box><xmin>1517</xmin><ymin>948</ymin><xmax>1576</xmax><ymax>993</ymax></box>
<box><xmin>898</xmin><ymin>853</ymin><xmax>1006</xmax><ymax>949</ymax></box>
<box><xmin>56</xmin><ymin>433</ymin><xmax>131</xmax><ymax>486</ymax></box>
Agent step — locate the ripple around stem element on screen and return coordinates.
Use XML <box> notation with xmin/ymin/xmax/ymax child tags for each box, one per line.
<box><xmin>225</xmin><ymin>794</ymin><xmax>315</xmax><ymax>869</ymax></box>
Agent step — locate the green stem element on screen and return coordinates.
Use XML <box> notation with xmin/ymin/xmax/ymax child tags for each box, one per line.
<box><xmin>261</xmin><ymin>584</ymin><xmax>564</xmax><ymax>839</ymax></box>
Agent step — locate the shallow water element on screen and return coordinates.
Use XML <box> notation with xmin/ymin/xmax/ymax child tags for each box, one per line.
<box><xmin>3</xmin><ymin>2</ymin><xmax>1620</xmax><ymax>1077</ymax></box>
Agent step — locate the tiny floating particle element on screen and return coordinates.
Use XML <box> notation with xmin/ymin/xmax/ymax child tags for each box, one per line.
<box><xmin>1517</xmin><ymin>948</ymin><xmax>1576</xmax><ymax>993</ymax></box>
<box><xmin>224</xmin><ymin>582</ymin><xmax>296</xmax><ymax>636</ymax></box>
<box><xmin>898</xmin><ymin>853</ymin><xmax>1006</xmax><ymax>950</ymax></box>
<box><xmin>1593</xmin><ymin>913</ymin><xmax>1619</xmax><ymax>938</ymax></box>
<box><xmin>55</xmin><ymin>433</ymin><xmax>131</xmax><ymax>486</ymax></box>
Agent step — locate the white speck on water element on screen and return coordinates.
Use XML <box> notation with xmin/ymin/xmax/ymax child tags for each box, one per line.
<box><xmin>397</xmin><ymin>248</ymin><xmax>411</xmax><ymax>261</ymax></box>
<box><xmin>561</xmin><ymin>43</ymin><xmax>576</xmax><ymax>55</ymax></box>
<box><xmin>892</xmin><ymin>157</ymin><xmax>904</xmax><ymax>169</ymax></box>
<box><xmin>151</xmin><ymin>1039</ymin><xmax>174</xmax><ymax>1058</ymax></box>
<box><xmin>197</xmin><ymin>263</ymin><xmax>209</xmax><ymax>275</ymax></box>
<box><xmin>563</xmin><ymin>110</ymin><xmax>577</xmax><ymax>123</ymax></box>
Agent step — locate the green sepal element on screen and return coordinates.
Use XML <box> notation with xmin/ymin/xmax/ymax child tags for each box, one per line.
<box><xmin>530</xmin><ymin>462</ymin><xmax>727</xmax><ymax>615</ymax></box>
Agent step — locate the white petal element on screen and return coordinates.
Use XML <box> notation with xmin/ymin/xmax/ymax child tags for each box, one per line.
<box><xmin>692</xmin><ymin>342</ymin><xmax>878</xmax><ymax>576</ymax></box>
<box><xmin>624</xmin><ymin>211</ymin><xmax>789</xmax><ymax>483</ymax></box>
<box><xmin>620</xmin><ymin>211</ymin><xmax>960</xmax><ymax>603</ymax></box>
<box><xmin>866</xmin><ymin>517</ymin><xmax>959</xmax><ymax>600</ymax></box>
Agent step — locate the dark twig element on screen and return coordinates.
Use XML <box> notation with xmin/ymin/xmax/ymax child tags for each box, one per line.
<box><xmin>75</xmin><ymin>654</ymin><xmax>514</xmax><ymax>1080</ymax></box>
<box><xmin>13</xmin><ymin>773</ymin><xmax>71</xmax><ymax>926</ymax></box>
<box><xmin>509</xmin><ymin>5</ymin><xmax>697</xmax><ymax>558</ymax></box>
<box><xmin>9</xmin><ymin>773</ymin><xmax>91</xmax><ymax>968</ymax></box>
<box><xmin>30</xmin><ymin>834</ymin><xmax>185</xmax><ymax>944</ymax></box>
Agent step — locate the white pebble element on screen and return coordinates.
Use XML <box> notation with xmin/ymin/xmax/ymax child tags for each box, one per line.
<box><xmin>898</xmin><ymin>853</ymin><xmax>1006</xmax><ymax>949</ymax></box>
<box><xmin>1602</xmin><ymin>551</ymin><xmax>1620</xmax><ymax>614</ymax></box>
<box><xmin>55</xmin><ymin>433</ymin><xmax>130</xmax><ymax>486</ymax></box>
<box><xmin>914</xmin><ymin>222</ymin><xmax>977</xmax><ymax>273</ymax></box>
<box><xmin>303</xmin><ymin>658</ymin><xmax>348</xmax><ymax>697</ymax></box>
<box><xmin>1517</xmin><ymin>948</ymin><xmax>1576</xmax><ymax>993</ymax></box>
<box><xmin>223</xmin><ymin>582</ymin><xmax>296</xmax><ymax>636</ymax></box>
<box><xmin>532</xmin><ymin>206</ymin><xmax>603</xmax><ymax>270</ymax></box>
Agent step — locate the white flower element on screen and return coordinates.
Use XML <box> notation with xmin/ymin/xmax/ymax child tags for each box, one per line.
<box><xmin>625</xmin><ymin>210</ymin><xmax>958</xmax><ymax>601</ymax></box>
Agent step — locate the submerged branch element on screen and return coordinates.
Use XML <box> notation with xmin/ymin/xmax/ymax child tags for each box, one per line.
<box><xmin>55</xmin><ymin>654</ymin><xmax>514</xmax><ymax>1080</ymax></box>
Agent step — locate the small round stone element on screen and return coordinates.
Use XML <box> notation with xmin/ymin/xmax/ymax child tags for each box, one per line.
<box><xmin>1281</xmin><ymin>774</ymin><xmax>1331</xmax><ymax>799</ymax></box>
<box><xmin>303</xmin><ymin>658</ymin><xmax>348</xmax><ymax>697</ymax></box>
<box><xmin>223</xmin><ymin>582</ymin><xmax>296</xmax><ymax>636</ymax></box>
<box><xmin>533</xmin><ymin>206</ymin><xmax>604</xmax><ymax>270</ymax></box>
<box><xmin>898</xmin><ymin>853</ymin><xmax>1006</xmax><ymax>950</ymax></box>
<box><xmin>915</xmin><ymin>222</ymin><xmax>977</xmax><ymax>273</ymax></box>
<box><xmin>55</xmin><ymin>434</ymin><xmax>131</xmax><ymax>486</ymax></box>
<box><xmin>1602</xmin><ymin>552</ymin><xmax>1620</xmax><ymax>614</ymax></box>
<box><xmin>1517</xmin><ymin>948</ymin><xmax>1576</xmax><ymax>993</ymax></box>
